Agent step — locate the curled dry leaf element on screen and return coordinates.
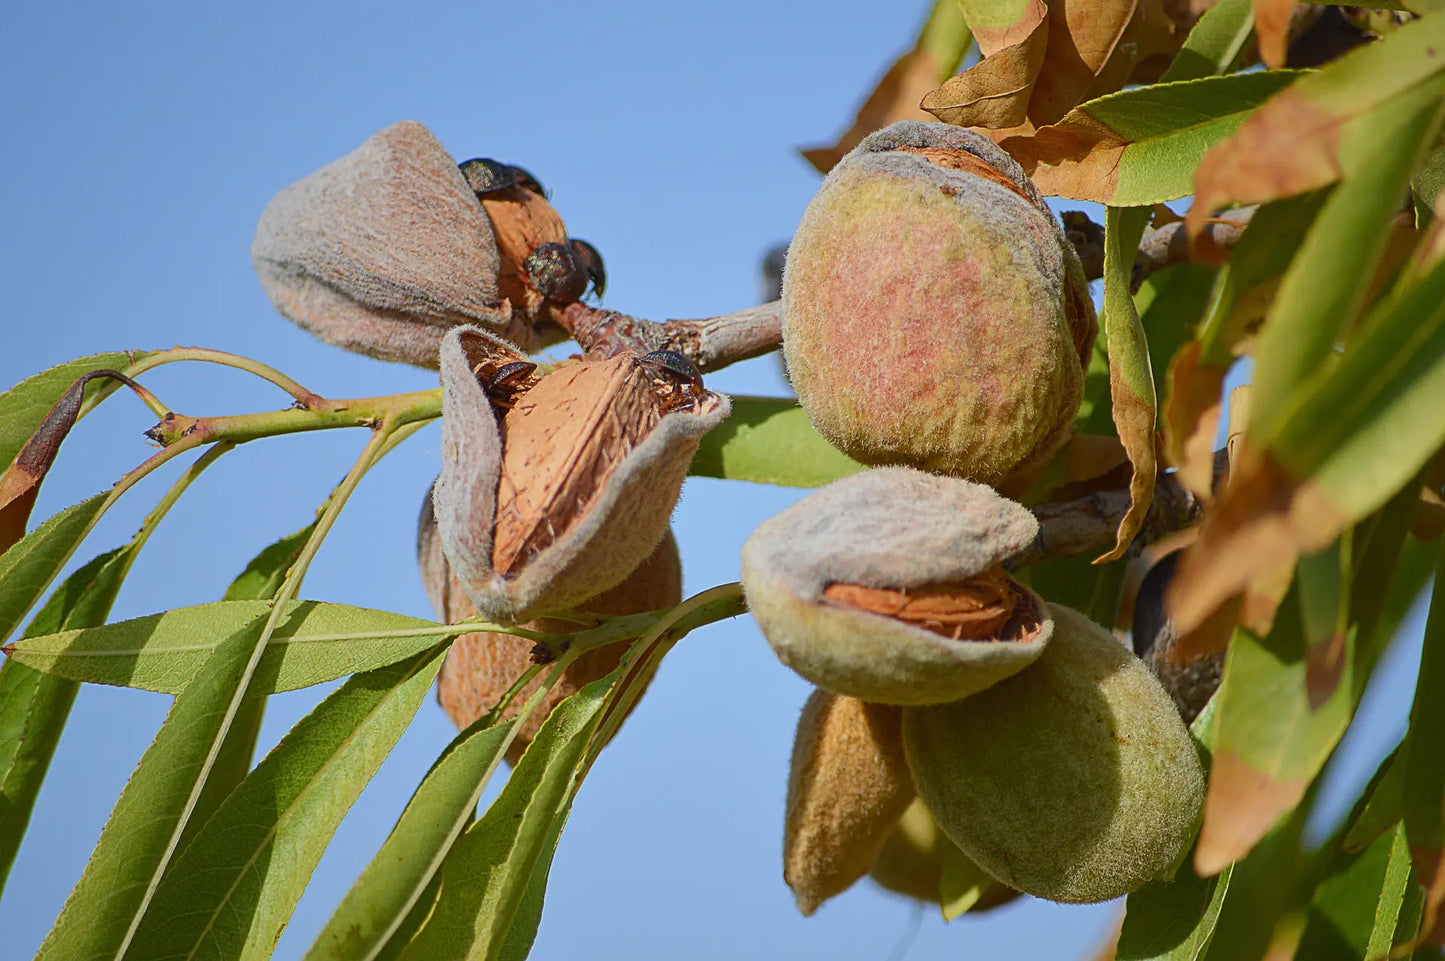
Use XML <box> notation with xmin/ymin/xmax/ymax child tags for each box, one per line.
<box><xmin>741</xmin><ymin>467</ymin><xmax>1053</xmax><ymax>706</ymax></box>
<box><xmin>784</xmin><ymin>691</ymin><xmax>915</xmax><ymax>916</ymax></box>
<box><xmin>923</xmin><ymin>0</ymin><xmax>1178</xmax><ymax>137</ymax></box>
<box><xmin>0</xmin><ymin>370</ymin><xmax>143</xmax><ymax>553</ymax></box>
<box><xmin>251</xmin><ymin>121</ymin><xmax>572</xmax><ymax>366</ymax></box>
<box><xmin>419</xmin><ymin>501</ymin><xmax>681</xmax><ymax>763</ymax></box>
<box><xmin>1185</xmin><ymin>16</ymin><xmax>1445</xmax><ymax>261</ymax></box>
<box><xmin>433</xmin><ymin>326</ymin><xmax>729</xmax><ymax>623</ymax></box>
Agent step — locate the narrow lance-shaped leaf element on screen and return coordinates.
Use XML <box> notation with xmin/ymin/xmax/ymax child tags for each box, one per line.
<box><xmin>0</xmin><ymin>546</ymin><xmax>131</xmax><ymax>897</ymax></box>
<box><xmin>35</xmin><ymin>614</ymin><xmax>273</xmax><ymax>961</ymax></box>
<box><xmin>1169</xmin><ymin>229</ymin><xmax>1445</xmax><ymax>653</ymax></box>
<box><xmin>1094</xmin><ymin>205</ymin><xmax>1156</xmax><ymax>563</ymax></box>
<box><xmin>126</xmin><ymin>644</ymin><xmax>448</xmax><ymax>961</ymax></box>
<box><xmin>688</xmin><ymin>395</ymin><xmax>862</xmax><ymax>488</ymax></box>
<box><xmin>1193</xmin><ymin>481</ymin><xmax>1425</xmax><ymax>873</ymax></box>
<box><xmin>1162</xmin><ymin>192</ymin><xmax>1325</xmax><ymax>496</ymax></box>
<box><xmin>179</xmin><ymin>522</ymin><xmax>317</xmax><ymax>854</ymax></box>
<box><xmin>1000</xmin><ymin>72</ymin><xmax>1299</xmax><ymax>204</ymax></box>
<box><xmin>1294</xmin><ymin>824</ymin><xmax>1412</xmax><ymax>960</ymax></box>
<box><xmin>1160</xmin><ymin>0</ymin><xmax>1254</xmax><ymax>83</ymax></box>
<box><xmin>399</xmin><ymin>668</ymin><xmax>620</xmax><ymax>961</ymax></box>
<box><xmin>1404</xmin><ymin>539</ymin><xmax>1445</xmax><ymax>946</ymax></box>
<box><xmin>305</xmin><ymin>715</ymin><xmax>517</xmax><ymax>961</ymax></box>
<box><xmin>0</xmin><ymin>494</ymin><xmax>106</xmax><ymax>645</ymax></box>
<box><xmin>4</xmin><ymin>598</ymin><xmax>459</xmax><ymax>695</ymax></box>
<box><xmin>1186</xmin><ymin>14</ymin><xmax>1445</xmax><ymax>258</ymax></box>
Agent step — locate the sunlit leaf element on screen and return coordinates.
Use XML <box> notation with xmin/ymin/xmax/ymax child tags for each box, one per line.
<box><xmin>1169</xmin><ymin>245</ymin><xmax>1445</xmax><ymax>651</ymax></box>
<box><xmin>4</xmin><ymin>598</ymin><xmax>457</xmax><ymax>694</ymax></box>
<box><xmin>1164</xmin><ymin>0</ymin><xmax>1255</xmax><ymax>83</ymax></box>
<box><xmin>1187</xmin><ymin>15</ymin><xmax>1445</xmax><ymax>258</ymax></box>
<box><xmin>126</xmin><ymin>645</ymin><xmax>446</xmax><ymax>961</ymax></box>
<box><xmin>34</xmin><ymin>614</ymin><xmax>271</xmax><ymax>961</ymax></box>
<box><xmin>1002</xmin><ymin>72</ymin><xmax>1299</xmax><ymax>203</ymax></box>
<box><xmin>1161</xmin><ymin>192</ymin><xmax>1326</xmax><ymax>496</ymax></box>
<box><xmin>0</xmin><ymin>494</ymin><xmax>106</xmax><ymax>645</ymax></box>
<box><xmin>179</xmin><ymin>522</ymin><xmax>318</xmax><ymax>854</ymax></box>
<box><xmin>399</xmin><ymin>669</ymin><xmax>618</xmax><ymax>961</ymax></box>
<box><xmin>1405</xmin><ymin>540</ymin><xmax>1445</xmax><ymax>946</ymax></box>
<box><xmin>306</xmin><ymin>716</ymin><xmax>517</xmax><ymax>961</ymax></box>
<box><xmin>688</xmin><ymin>395</ymin><xmax>862</xmax><ymax>488</ymax></box>
<box><xmin>1193</xmin><ymin>484</ymin><xmax>1424</xmax><ymax>870</ymax></box>
<box><xmin>1094</xmin><ymin>205</ymin><xmax>1156</xmax><ymax>563</ymax></box>
<box><xmin>1295</xmin><ymin>824</ymin><xmax>1411</xmax><ymax>960</ymax></box>
<box><xmin>0</xmin><ymin>547</ymin><xmax>130</xmax><ymax>896</ymax></box>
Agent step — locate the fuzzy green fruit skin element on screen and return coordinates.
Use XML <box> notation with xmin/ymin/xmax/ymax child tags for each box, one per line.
<box><xmin>902</xmin><ymin>604</ymin><xmax>1204</xmax><ymax>904</ymax></box>
<box><xmin>782</xmin><ymin>123</ymin><xmax>1090</xmax><ymax>485</ymax></box>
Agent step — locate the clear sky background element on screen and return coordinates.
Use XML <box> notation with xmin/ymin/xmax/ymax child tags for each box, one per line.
<box><xmin>0</xmin><ymin>3</ymin><xmax>1429</xmax><ymax>959</ymax></box>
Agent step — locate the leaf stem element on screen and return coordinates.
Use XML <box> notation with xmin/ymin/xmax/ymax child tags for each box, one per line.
<box><xmin>113</xmin><ymin>347</ymin><xmax>324</xmax><ymax>408</ymax></box>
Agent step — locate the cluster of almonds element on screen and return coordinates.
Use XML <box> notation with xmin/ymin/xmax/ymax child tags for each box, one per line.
<box><xmin>252</xmin><ymin>118</ymin><xmax>1205</xmax><ymax>917</ymax></box>
<box><xmin>252</xmin><ymin>122</ymin><xmax>729</xmax><ymax>757</ymax></box>
<box><xmin>748</xmin><ymin>121</ymin><xmax>1204</xmax><ymax>913</ymax></box>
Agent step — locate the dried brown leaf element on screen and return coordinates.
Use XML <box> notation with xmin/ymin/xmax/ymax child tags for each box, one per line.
<box><xmin>1165</xmin><ymin>449</ymin><xmax>1344</xmax><ymax>658</ymax></box>
<box><xmin>1194</xmin><ymin>751</ymin><xmax>1308</xmax><ymax>876</ymax></box>
<box><xmin>1187</xmin><ymin>88</ymin><xmax>1343</xmax><ymax>262</ymax></box>
<box><xmin>927</xmin><ymin>0</ymin><xmax>1178</xmax><ymax>134</ymax></box>
<box><xmin>1162</xmin><ymin>341</ymin><xmax>1226</xmax><ymax>500</ymax></box>
<box><xmin>1252</xmin><ymin>0</ymin><xmax>1297</xmax><ymax>69</ymax></box>
<box><xmin>0</xmin><ymin>370</ymin><xmax>128</xmax><ymax>553</ymax></box>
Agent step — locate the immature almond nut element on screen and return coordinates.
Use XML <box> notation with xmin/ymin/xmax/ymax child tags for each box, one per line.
<box><xmin>902</xmin><ymin>603</ymin><xmax>1204</xmax><ymax>904</ymax></box>
<box><xmin>781</xmin><ymin>120</ymin><xmax>1096</xmax><ymax>486</ymax></box>
<box><xmin>433</xmin><ymin>325</ymin><xmax>729</xmax><ymax>623</ymax></box>
<box><xmin>251</xmin><ymin>121</ymin><xmax>573</xmax><ymax>366</ymax></box>
<box><xmin>783</xmin><ymin>690</ymin><xmax>915</xmax><ymax>916</ymax></box>
<box><xmin>420</xmin><ymin>496</ymin><xmax>681</xmax><ymax>763</ymax></box>
<box><xmin>741</xmin><ymin>468</ymin><xmax>1051</xmax><ymax>705</ymax></box>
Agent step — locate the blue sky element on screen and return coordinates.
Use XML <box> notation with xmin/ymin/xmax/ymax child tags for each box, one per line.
<box><xmin>0</xmin><ymin>3</ymin><xmax>1426</xmax><ymax>959</ymax></box>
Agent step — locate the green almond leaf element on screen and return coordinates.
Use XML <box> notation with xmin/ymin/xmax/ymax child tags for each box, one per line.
<box><xmin>0</xmin><ymin>352</ymin><xmax>147</xmax><ymax>471</ymax></box>
<box><xmin>1194</xmin><ymin>482</ymin><xmax>1425</xmax><ymax>872</ymax></box>
<box><xmin>5</xmin><ymin>598</ymin><xmax>457</xmax><ymax>694</ymax></box>
<box><xmin>179</xmin><ymin>522</ymin><xmax>318</xmax><ymax>855</ymax></box>
<box><xmin>0</xmin><ymin>494</ymin><xmax>107</xmax><ymax>644</ymax></box>
<box><xmin>1135</xmin><ymin>263</ymin><xmax>1217</xmax><ymax>399</ymax></box>
<box><xmin>1117</xmin><ymin>861</ymin><xmax>1233</xmax><ymax>961</ymax></box>
<box><xmin>0</xmin><ymin>546</ymin><xmax>131</xmax><ymax>896</ymax></box>
<box><xmin>1250</xmin><ymin>74</ymin><xmax>1445</xmax><ymax>445</ymax></box>
<box><xmin>1162</xmin><ymin>0</ymin><xmax>1254</xmax><ymax>83</ymax></box>
<box><xmin>688</xmin><ymin>395</ymin><xmax>861</xmax><ymax>488</ymax></box>
<box><xmin>1267</xmin><ymin>255</ymin><xmax>1445</xmax><ymax>534</ymax></box>
<box><xmin>399</xmin><ymin>669</ymin><xmax>618</xmax><ymax>961</ymax></box>
<box><xmin>1403</xmin><ymin>540</ymin><xmax>1445</xmax><ymax>912</ymax></box>
<box><xmin>1296</xmin><ymin>823</ymin><xmax>1410</xmax><ymax>961</ymax></box>
<box><xmin>35</xmin><ymin>614</ymin><xmax>271</xmax><ymax>961</ymax></box>
<box><xmin>1344</xmin><ymin>748</ymin><xmax>1405</xmax><ymax>854</ymax></box>
<box><xmin>939</xmin><ymin>845</ymin><xmax>995</xmax><ymax>921</ymax></box>
<box><xmin>1004</xmin><ymin>72</ymin><xmax>1301</xmax><ymax>204</ymax></box>
<box><xmin>126</xmin><ymin>645</ymin><xmax>446</xmax><ymax>961</ymax></box>
<box><xmin>306</xmin><ymin>716</ymin><xmax>517</xmax><ymax>961</ymax></box>
<box><xmin>1094</xmin><ymin>205</ymin><xmax>1156</xmax><ymax>563</ymax></box>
